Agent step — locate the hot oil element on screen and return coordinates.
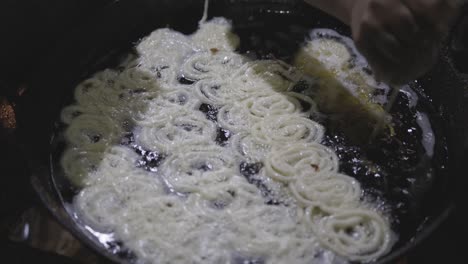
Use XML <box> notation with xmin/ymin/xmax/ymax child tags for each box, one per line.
<box><xmin>232</xmin><ymin>9</ymin><xmax>447</xmax><ymax>251</ymax></box>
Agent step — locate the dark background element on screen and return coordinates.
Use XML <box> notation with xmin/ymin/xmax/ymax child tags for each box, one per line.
<box><xmin>0</xmin><ymin>0</ymin><xmax>466</xmax><ymax>263</ymax></box>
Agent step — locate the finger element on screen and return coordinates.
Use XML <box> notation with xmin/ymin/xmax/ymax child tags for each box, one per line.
<box><xmin>385</xmin><ymin>3</ymin><xmax>420</xmax><ymax>46</ymax></box>
<box><xmin>367</xmin><ymin>0</ymin><xmax>420</xmax><ymax>47</ymax></box>
<box><xmin>361</xmin><ymin>2</ymin><xmax>415</xmax><ymax>64</ymax></box>
<box><xmin>359</xmin><ymin>31</ymin><xmax>419</xmax><ymax>85</ymax></box>
<box><xmin>354</xmin><ymin>31</ymin><xmax>403</xmax><ymax>84</ymax></box>
<box><xmin>402</xmin><ymin>0</ymin><xmax>441</xmax><ymax>23</ymax></box>
<box><xmin>372</xmin><ymin>31</ymin><xmax>405</xmax><ymax>65</ymax></box>
<box><xmin>402</xmin><ymin>0</ymin><xmax>455</xmax><ymax>34</ymax></box>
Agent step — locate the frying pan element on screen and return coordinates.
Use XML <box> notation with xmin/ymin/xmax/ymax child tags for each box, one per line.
<box><xmin>10</xmin><ymin>0</ymin><xmax>467</xmax><ymax>263</ymax></box>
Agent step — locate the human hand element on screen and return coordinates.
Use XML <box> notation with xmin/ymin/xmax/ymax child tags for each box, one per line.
<box><xmin>349</xmin><ymin>0</ymin><xmax>460</xmax><ymax>84</ymax></box>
